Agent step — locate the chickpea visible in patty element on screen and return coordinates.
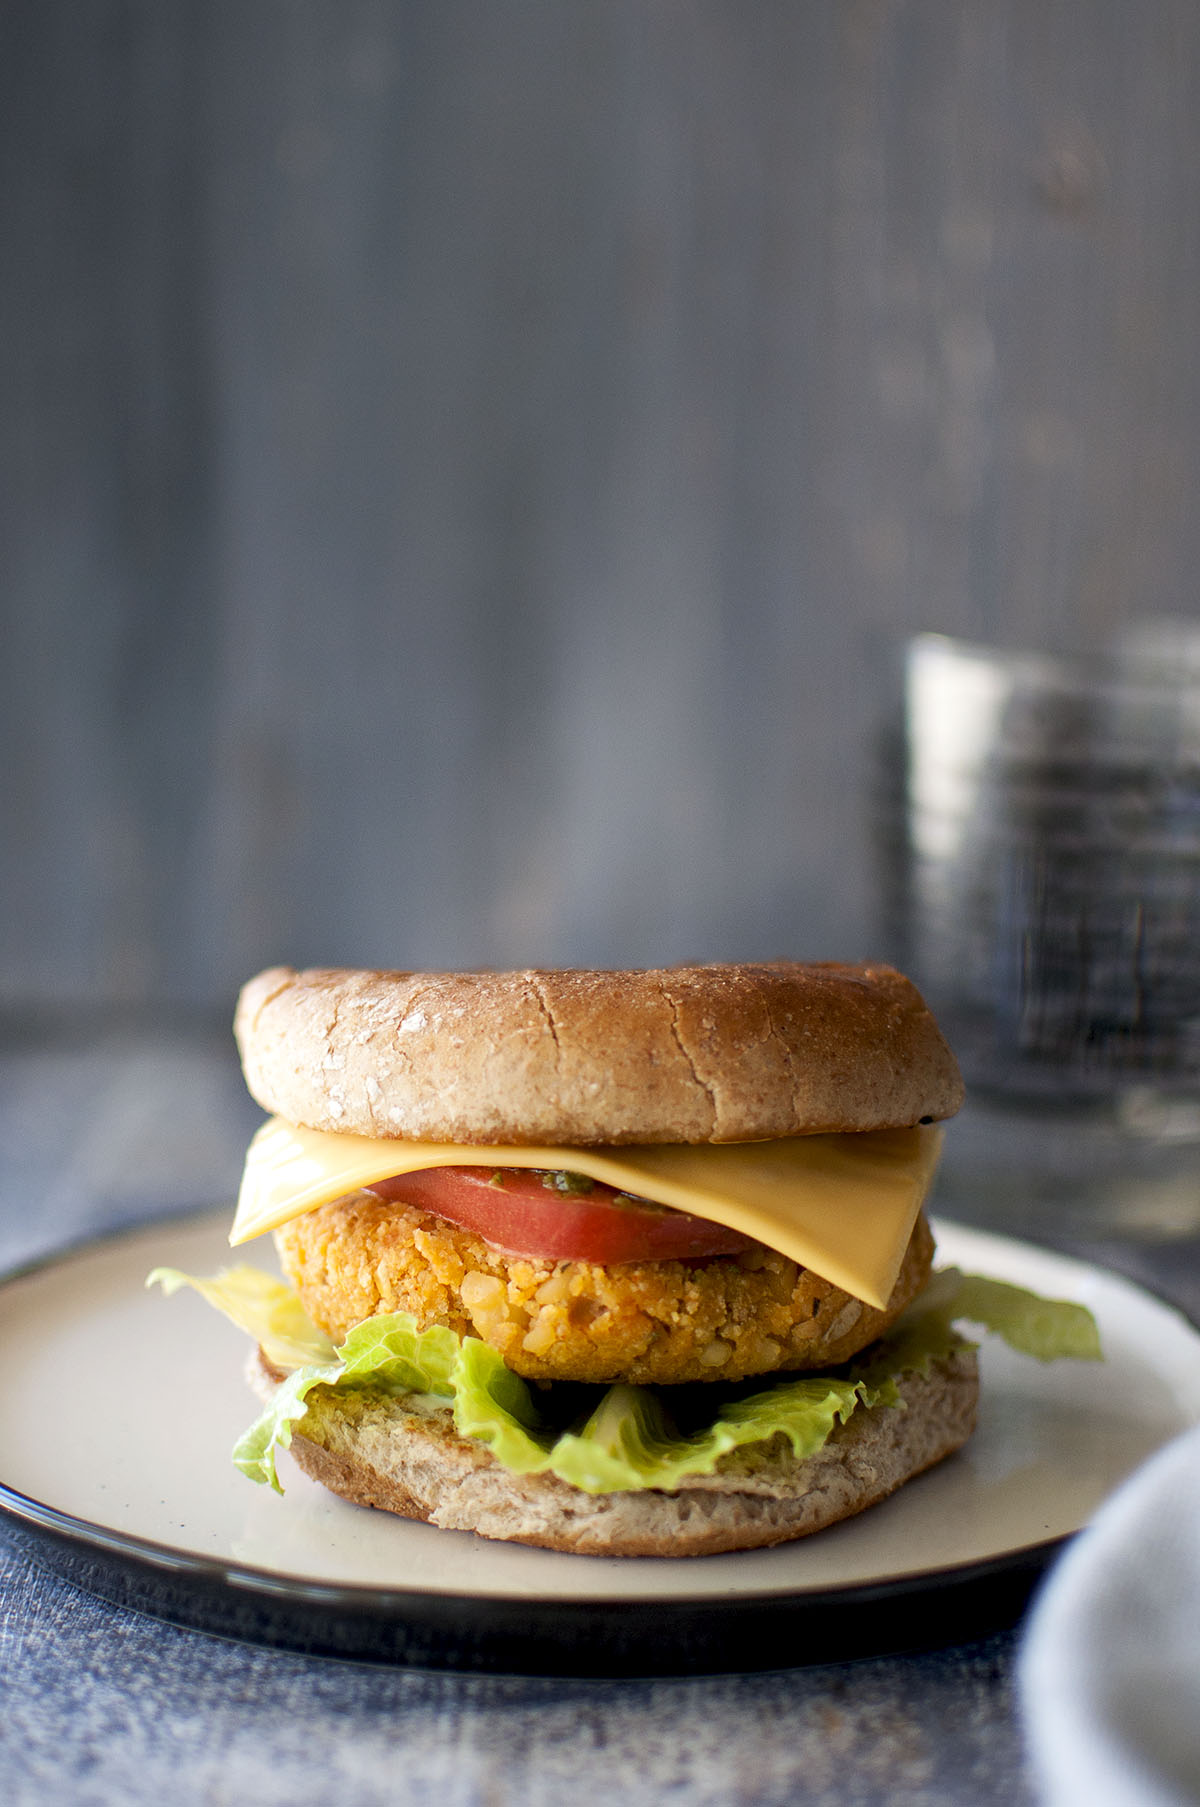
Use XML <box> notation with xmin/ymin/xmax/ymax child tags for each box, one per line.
<box><xmin>274</xmin><ymin>1192</ymin><xmax>935</xmax><ymax>1386</ymax></box>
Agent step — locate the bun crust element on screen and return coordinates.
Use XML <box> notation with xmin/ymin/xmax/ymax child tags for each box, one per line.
<box><xmin>249</xmin><ymin>1346</ymin><xmax>979</xmax><ymax>1556</ymax></box>
<box><xmin>235</xmin><ymin>962</ymin><xmax>963</xmax><ymax>1145</ymax></box>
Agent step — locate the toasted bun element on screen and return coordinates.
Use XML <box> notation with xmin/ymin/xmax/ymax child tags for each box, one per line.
<box><xmin>249</xmin><ymin>1346</ymin><xmax>978</xmax><ymax>1556</ymax></box>
<box><xmin>235</xmin><ymin>962</ymin><xmax>963</xmax><ymax>1145</ymax></box>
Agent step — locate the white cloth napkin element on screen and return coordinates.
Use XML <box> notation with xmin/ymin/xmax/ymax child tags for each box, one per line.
<box><xmin>1020</xmin><ymin>1421</ymin><xmax>1200</xmax><ymax>1807</ymax></box>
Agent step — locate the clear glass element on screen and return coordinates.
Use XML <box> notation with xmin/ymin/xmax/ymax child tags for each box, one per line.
<box><xmin>883</xmin><ymin>629</ymin><xmax>1200</xmax><ymax>1238</ymax></box>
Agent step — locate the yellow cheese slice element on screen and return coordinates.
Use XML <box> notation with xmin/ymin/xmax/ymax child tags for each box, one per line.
<box><xmin>230</xmin><ymin>1117</ymin><xmax>944</xmax><ymax>1310</ymax></box>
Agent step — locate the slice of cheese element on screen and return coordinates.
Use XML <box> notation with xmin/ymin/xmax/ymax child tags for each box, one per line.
<box><xmin>230</xmin><ymin>1117</ymin><xmax>944</xmax><ymax>1310</ymax></box>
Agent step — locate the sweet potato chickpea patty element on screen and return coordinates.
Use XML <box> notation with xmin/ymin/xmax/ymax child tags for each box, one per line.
<box><xmin>274</xmin><ymin>1193</ymin><xmax>935</xmax><ymax>1387</ymax></box>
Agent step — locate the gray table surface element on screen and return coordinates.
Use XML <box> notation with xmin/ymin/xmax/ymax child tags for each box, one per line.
<box><xmin>4</xmin><ymin>1026</ymin><xmax>1199</xmax><ymax>1807</ymax></box>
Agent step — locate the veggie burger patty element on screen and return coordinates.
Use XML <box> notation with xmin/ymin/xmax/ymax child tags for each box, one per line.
<box><xmin>275</xmin><ymin>1189</ymin><xmax>936</xmax><ymax>1386</ymax></box>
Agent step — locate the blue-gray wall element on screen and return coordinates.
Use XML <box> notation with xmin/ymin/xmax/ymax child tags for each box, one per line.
<box><xmin>5</xmin><ymin>1</ymin><xmax>1200</xmax><ymax>1009</ymax></box>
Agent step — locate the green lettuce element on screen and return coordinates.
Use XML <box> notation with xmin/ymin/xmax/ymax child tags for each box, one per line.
<box><xmin>149</xmin><ymin>1263</ymin><xmax>1101</xmax><ymax>1497</ymax></box>
<box><xmin>233</xmin><ymin>1362</ymin><xmax>343</xmax><ymax>1487</ymax></box>
<box><xmin>230</xmin><ymin>1311</ymin><xmax>472</xmax><ymax>1488</ymax></box>
<box><xmin>449</xmin><ymin>1343</ymin><xmax>885</xmax><ymax>1494</ymax></box>
<box><xmin>147</xmin><ymin>1265</ymin><xmax>339</xmax><ymax>1369</ymax></box>
<box><xmin>913</xmin><ymin>1267</ymin><xmax>1103</xmax><ymax>1362</ymax></box>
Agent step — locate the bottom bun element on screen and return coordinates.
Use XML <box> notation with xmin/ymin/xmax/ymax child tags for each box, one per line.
<box><xmin>249</xmin><ymin>1348</ymin><xmax>979</xmax><ymax>1557</ymax></box>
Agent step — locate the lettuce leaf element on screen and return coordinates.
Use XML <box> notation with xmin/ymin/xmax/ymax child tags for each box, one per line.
<box><xmin>147</xmin><ymin>1265</ymin><xmax>339</xmax><ymax>1369</ymax></box>
<box><xmin>233</xmin><ymin>1361</ymin><xmax>344</xmax><ymax>1489</ymax></box>
<box><xmin>449</xmin><ymin>1343</ymin><xmax>879</xmax><ymax>1493</ymax></box>
<box><xmin>149</xmin><ymin>1262</ymin><xmax>1101</xmax><ymax>1497</ymax></box>
<box><xmin>546</xmin><ymin>1377</ymin><xmax>872</xmax><ymax>1494</ymax></box>
<box><xmin>846</xmin><ymin>1269</ymin><xmax>1103</xmax><ymax>1401</ymax></box>
<box><xmin>148</xmin><ymin>1266</ymin><xmax>465</xmax><ymax>1491</ymax></box>
<box><xmin>918</xmin><ymin>1267</ymin><xmax>1104</xmax><ymax>1362</ymax></box>
<box><xmin>337</xmin><ymin>1312</ymin><xmax>461</xmax><ymax>1395</ymax></box>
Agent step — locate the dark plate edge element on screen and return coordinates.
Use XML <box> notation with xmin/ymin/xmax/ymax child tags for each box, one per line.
<box><xmin>0</xmin><ymin>1474</ymin><xmax>1064</xmax><ymax>1674</ymax></box>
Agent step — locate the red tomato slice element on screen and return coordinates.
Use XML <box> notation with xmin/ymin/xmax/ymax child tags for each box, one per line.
<box><xmin>365</xmin><ymin>1166</ymin><xmax>757</xmax><ymax>1264</ymax></box>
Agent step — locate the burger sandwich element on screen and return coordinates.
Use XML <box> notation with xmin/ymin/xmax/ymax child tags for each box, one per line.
<box><xmin>153</xmin><ymin>961</ymin><xmax>1100</xmax><ymax>1556</ymax></box>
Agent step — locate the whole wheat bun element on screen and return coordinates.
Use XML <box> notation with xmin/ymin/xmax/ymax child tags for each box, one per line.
<box><xmin>249</xmin><ymin>1346</ymin><xmax>978</xmax><ymax>1556</ymax></box>
<box><xmin>235</xmin><ymin>962</ymin><xmax>963</xmax><ymax>1146</ymax></box>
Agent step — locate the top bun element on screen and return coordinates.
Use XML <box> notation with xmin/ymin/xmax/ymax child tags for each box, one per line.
<box><xmin>234</xmin><ymin>962</ymin><xmax>963</xmax><ymax>1146</ymax></box>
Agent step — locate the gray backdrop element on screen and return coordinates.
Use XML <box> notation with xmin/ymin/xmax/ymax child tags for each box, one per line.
<box><xmin>5</xmin><ymin>0</ymin><xmax>1200</xmax><ymax>1012</ymax></box>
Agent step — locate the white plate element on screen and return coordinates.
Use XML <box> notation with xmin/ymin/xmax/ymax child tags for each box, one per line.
<box><xmin>1</xmin><ymin>1212</ymin><xmax>1197</xmax><ymax>1672</ymax></box>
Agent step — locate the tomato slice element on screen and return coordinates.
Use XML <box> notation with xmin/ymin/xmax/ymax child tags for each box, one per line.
<box><xmin>365</xmin><ymin>1166</ymin><xmax>757</xmax><ymax>1264</ymax></box>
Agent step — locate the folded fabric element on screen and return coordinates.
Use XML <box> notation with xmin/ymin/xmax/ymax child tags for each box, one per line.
<box><xmin>1020</xmin><ymin>1422</ymin><xmax>1200</xmax><ymax>1807</ymax></box>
